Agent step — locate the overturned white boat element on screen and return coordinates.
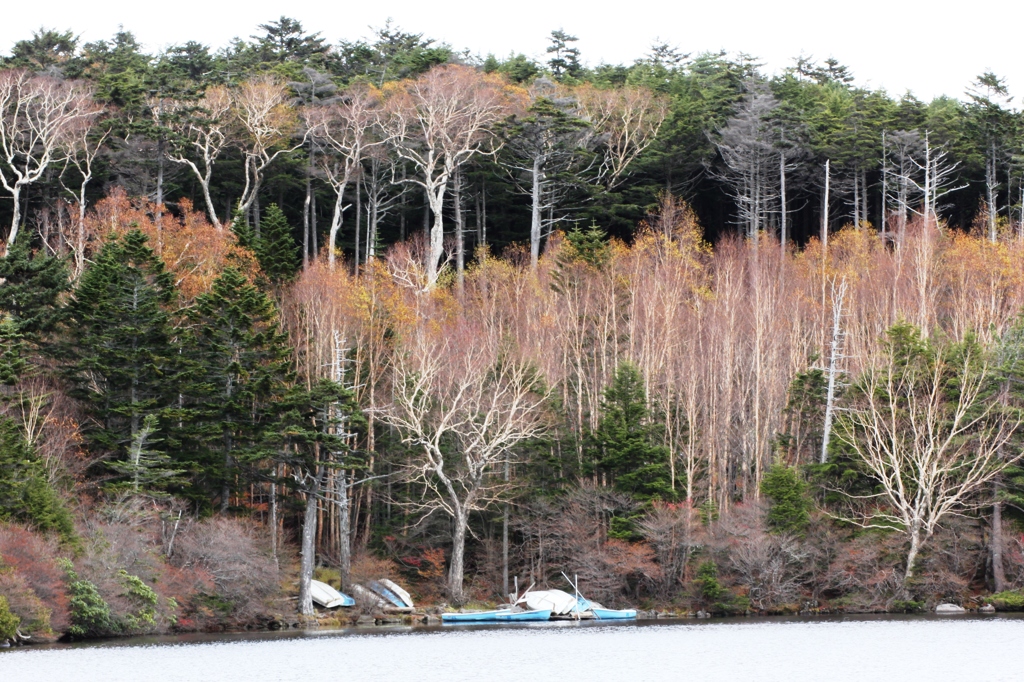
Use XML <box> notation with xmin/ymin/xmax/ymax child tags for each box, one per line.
<box><xmin>378</xmin><ymin>578</ymin><xmax>415</xmax><ymax>608</ymax></box>
<box><xmin>309</xmin><ymin>580</ymin><xmax>355</xmax><ymax>609</ymax></box>
<box><xmin>350</xmin><ymin>584</ymin><xmax>388</xmax><ymax>609</ymax></box>
<box><xmin>517</xmin><ymin>589</ymin><xmax>579</xmax><ymax>616</ymax></box>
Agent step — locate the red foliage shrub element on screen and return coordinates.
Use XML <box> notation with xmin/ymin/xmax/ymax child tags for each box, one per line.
<box><xmin>0</xmin><ymin>523</ymin><xmax>69</xmax><ymax>632</ymax></box>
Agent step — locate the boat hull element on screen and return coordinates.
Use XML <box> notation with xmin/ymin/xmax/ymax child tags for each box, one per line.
<box><xmin>592</xmin><ymin>608</ymin><xmax>637</xmax><ymax>620</ymax></box>
<box><xmin>493</xmin><ymin>609</ymin><xmax>552</xmax><ymax>622</ymax></box>
<box><xmin>441</xmin><ymin>609</ymin><xmax>513</xmax><ymax>623</ymax></box>
<box><xmin>309</xmin><ymin>580</ymin><xmax>355</xmax><ymax>609</ymax></box>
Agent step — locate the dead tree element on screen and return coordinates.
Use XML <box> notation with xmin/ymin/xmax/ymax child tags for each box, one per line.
<box><xmin>303</xmin><ymin>84</ymin><xmax>382</xmax><ymax>269</ymax></box>
<box><xmin>233</xmin><ymin>76</ymin><xmax>302</xmax><ymax>230</ymax></box>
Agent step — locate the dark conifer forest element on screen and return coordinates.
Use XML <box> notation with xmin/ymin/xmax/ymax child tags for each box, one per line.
<box><xmin>2</xmin><ymin>19</ymin><xmax>1024</xmax><ymax>642</ymax></box>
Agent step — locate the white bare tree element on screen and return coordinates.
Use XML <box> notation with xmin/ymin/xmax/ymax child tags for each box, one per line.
<box><xmin>504</xmin><ymin>78</ymin><xmax>590</xmax><ymax>269</ymax></box>
<box><xmin>233</xmin><ymin>76</ymin><xmax>302</xmax><ymax>229</ymax></box>
<box><xmin>155</xmin><ymin>86</ymin><xmax>232</xmax><ymax>229</ymax></box>
<box><xmin>575</xmin><ymin>83</ymin><xmax>668</xmax><ymax>191</ymax></box>
<box><xmin>380</xmin><ymin>65</ymin><xmax>512</xmax><ymax>288</ymax></box>
<box><xmin>381</xmin><ymin>319</ymin><xmax>548</xmax><ymax>604</ymax></box>
<box><xmin>711</xmin><ymin>89</ymin><xmax>780</xmax><ymax>240</ymax></box>
<box><xmin>836</xmin><ymin>324</ymin><xmax>1023</xmax><ymax>587</ymax></box>
<box><xmin>303</xmin><ymin>84</ymin><xmax>382</xmax><ymax>269</ymax></box>
<box><xmin>60</xmin><ymin>112</ymin><xmax>109</xmax><ymax>278</ymax></box>
<box><xmin>0</xmin><ymin>69</ymin><xmax>97</xmax><ymax>255</ymax></box>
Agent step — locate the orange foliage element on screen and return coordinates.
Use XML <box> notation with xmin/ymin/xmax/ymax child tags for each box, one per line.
<box><xmin>84</xmin><ymin>188</ymin><xmax>259</xmax><ymax>301</ymax></box>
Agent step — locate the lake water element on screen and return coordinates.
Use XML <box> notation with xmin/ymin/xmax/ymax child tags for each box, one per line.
<box><xmin>2</xmin><ymin>614</ymin><xmax>1022</xmax><ymax>682</ymax></box>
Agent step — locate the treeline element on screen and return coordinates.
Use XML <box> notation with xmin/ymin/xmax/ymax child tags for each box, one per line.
<box><xmin>3</xmin><ymin>18</ymin><xmax>1024</xmax><ymax>642</ymax></box>
<box><xmin>2</xmin><ymin>18</ymin><xmax>1024</xmax><ymax>259</ymax></box>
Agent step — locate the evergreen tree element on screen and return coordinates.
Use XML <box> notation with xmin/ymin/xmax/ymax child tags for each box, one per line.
<box><xmin>761</xmin><ymin>463</ymin><xmax>811</xmax><ymax>534</ymax></box>
<box><xmin>61</xmin><ymin>230</ymin><xmax>179</xmax><ymax>468</ymax></box>
<box><xmin>546</xmin><ymin>29</ymin><xmax>582</xmax><ymax>82</ymax></box>
<box><xmin>0</xmin><ymin>316</ymin><xmax>28</xmax><ymax>387</ymax></box>
<box><xmin>255</xmin><ymin>203</ymin><xmax>300</xmax><ymax>284</ymax></box>
<box><xmin>107</xmin><ymin>413</ymin><xmax>184</xmax><ymax>494</ymax></box>
<box><xmin>588</xmin><ymin>361</ymin><xmax>673</xmax><ymax>500</ymax></box>
<box><xmin>0</xmin><ymin>416</ymin><xmax>76</xmax><ymax>543</ymax></box>
<box><xmin>182</xmin><ymin>267</ymin><xmax>292</xmax><ymax>510</ymax></box>
<box><xmin>0</xmin><ymin>239</ymin><xmax>70</xmax><ymax>340</ymax></box>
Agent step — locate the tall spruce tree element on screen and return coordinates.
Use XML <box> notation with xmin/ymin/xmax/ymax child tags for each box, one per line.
<box><xmin>255</xmin><ymin>203</ymin><xmax>300</xmax><ymax>285</ymax></box>
<box><xmin>588</xmin><ymin>361</ymin><xmax>673</xmax><ymax>501</ymax></box>
<box><xmin>0</xmin><ymin>239</ymin><xmax>70</xmax><ymax>341</ymax></box>
<box><xmin>62</xmin><ymin>230</ymin><xmax>179</xmax><ymax>471</ymax></box>
<box><xmin>0</xmin><ymin>416</ymin><xmax>77</xmax><ymax>543</ymax></box>
<box><xmin>182</xmin><ymin>267</ymin><xmax>292</xmax><ymax>511</ymax></box>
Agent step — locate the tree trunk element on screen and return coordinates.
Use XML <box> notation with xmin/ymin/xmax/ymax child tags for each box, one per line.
<box><xmin>853</xmin><ymin>165</ymin><xmax>861</xmax><ymax>227</ymax></box>
<box><xmin>303</xmin><ymin>150</ymin><xmax>312</xmax><ymax>270</ymax></box>
<box><xmin>269</xmin><ymin>472</ymin><xmax>278</xmax><ymax>567</ymax></box>
<box><xmin>904</xmin><ymin>522</ymin><xmax>922</xmax><ymax>585</ymax></box>
<box><xmin>530</xmin><ymin>155</ymin><xmax>542</xmax><ymax>269</ymax></box>
<box><xmin>327</xmin><ymin>182</ymin><xmax>348</xmax><ymax>270</ymax></box>
<box><xmin>454</xmin><ymin>169</ymin><xmax>465</xmax><ymax>291</ymax></box>
<box><xmin>4</xmin><ymin>184</ymin><xmax>23</xmax><ymax>257</ymax></box>
<box><xmin>448</xmin><ymin>507</ymin><xmax>468</xmax><ymax>605</ymax></box>
<box><xmin>502</xmin><ymin>459</ymin><xmax>510</xmax><ymax>598</ymax></box>
<box><xmin>337</xmin><ymin>468</ymin><xmax>351</xmax><ymax>589</ymax></box>
<box><xmin>821</xmin><ymin>160</ymin><xmax>830</xmax><ymax>248</ymax></box>
<box><xmin>425</xmin><ymin>185</ymin><xmax>446</xmax><ymax>288</ymax></box>
<box><xmin>779</xmin><ymin>152</ymin><xmax>787</xmax><ymax>253</ymax></box>
<box><xmin>992</xmin><ymin>479</ymin><xmax>1007</xmax><ymax>593</ymax></box>
<box><xmin>298</xmin><ymin>485</ymin><xmax>320</xmax><ymax>617</ymax></box>
<box><xmin>354</xmin><ymin>175</ymin><xmax>362</xmax><ymax>276</ymax></box>
<box><xmin>987</xmin><ymin>143</ymin><xmax>998</xmax><ymax>243</ymax></box>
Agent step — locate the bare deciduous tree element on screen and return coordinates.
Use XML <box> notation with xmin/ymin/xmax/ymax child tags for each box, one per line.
<box><xmin>304</xmin><ymin>85</ymin><xmax>382</xmax><ymax>269</ymax></box>
<box><xmin>381</xmin><ymin>65</ymin><xmax>513</xmax><ymax>288</ymax></box>
<box><xmin>233</xmin><ymin>76</ymin><xmax>301</xmax><ymax>228</ymax></box>
<box><xmin>836</xmin><ymin>324</ymin><xmax>1023</xmax><ymax>586</ymax></box>
<box><xmin>576</xmin><ymin>83</ymin><xmax>668</xmax><ymax>191</ymax></box>
<box><xmin>0</xmin><ymin>69</ymin><xmax>97</xmax><ymax>254</ymax></box>
<box><xmin>155</xmin><ymin>87</ymin><xmax>232</xmax><ymax>229</ymax></box>
<box><xmin>381</xmin><ymin>319</ymin><xmax>548</xmax><ymax>604</ymax></box>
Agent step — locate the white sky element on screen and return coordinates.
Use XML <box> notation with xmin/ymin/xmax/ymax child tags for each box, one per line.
<box><xmin>3</xmin><ymin>0</ymin><xmax>1021</xmax><ymax>103</ymax></box>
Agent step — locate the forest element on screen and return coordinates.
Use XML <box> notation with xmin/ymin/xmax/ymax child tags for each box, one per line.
<box><xmin>2</xmin><ymin>17</ymin><xmax>1024</xmax><ymax>642</ymax></box>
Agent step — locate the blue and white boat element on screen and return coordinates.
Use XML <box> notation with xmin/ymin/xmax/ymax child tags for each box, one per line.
<box><xmin>441</xmin><ymin>608</ymin><xmax>553</xmax><ymax>623</ymax></box>
<box><xmin>591</xmin><ymin>606</ymin><xmax>637</xmax><ymax>620</ymax></box>
<box><xmin>368</xmin><ymin>580</ymin><xmax>411</xmax><ymax>610</ymax></box>
<box><xmin>493</xmin><ymin>609</ymin><xmax>552</xmax><ymax>622</ymax></box>
<box><xmin>309</xmin><ymin>580</ymin><xmax>355</xmax><ymax>609</ymax></box>
<box><xmin>441</xmin><ymin>609</ymin><xmax>513</xmax><ymax>623</ymax></box>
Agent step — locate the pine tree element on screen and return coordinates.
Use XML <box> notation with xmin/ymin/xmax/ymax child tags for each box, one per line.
<box><xmin>61</xmin><ymin>230</ymin><xmax>179</xmax><ymax>468</ymax></box>
<box><xmin>0</xmin><ymin>316</ymin><xmax>28</xmax><ymax>387</ymax></box>
<box><xmin>0</xmin><ymin>239</ymin><xmax>69</xmax><ymax>340</ymax></box>
<box><xmin>0</xmin><ymin>416</ymin><xmax>76</xmax><ymax>543</ymax></box>
<box><xmin>588</xmin><ymin>361</ymin><xmax>673</xmax><ymax>501</ymax></box>
<box><xmin>255</xmin><ymin>203</ymin><xmax>299</xmax><ymax>285</ymax></box>
<box><xmin>107</xmin><ymin>413</ymin><xmax>184</xmax><ymax>494</ymax></box>
<box><xmin>182</xmin><ymin>266</ymin><xmax>292</xmax><ymax>510</ymax></box>
<box><xmin>761</xmin><ymin>463</ymin><xmax>811</xmax><ymax>534</ymax></box>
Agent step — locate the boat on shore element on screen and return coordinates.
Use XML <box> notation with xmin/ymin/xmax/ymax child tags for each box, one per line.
<box><xmin>441</xmin><ymin>608</ymin><xmax>552</xmax><ymax>623</ymax></box>
<box><xmin>378</xmin><ymin>579</ymin><xmax>415</xmax><ymax>608</ymax></box>
<box><xmin>368</xmin><ymin>580</ymin><xmax>414</xmax><ymax>612</ymax></box>
<box><xmin>591</xmin><ymin>606</ymin><xmax>638</xmax><ymax>620</ymax></box>
<box><xmin>441</xmin><ymin>609</ymin><xmax>513</xmax><ymax>623</ymax></box>
<box><xmin>518</xmin><ymin>589</ymin><xmax>578</xmax><ymax>616</ymax></box>
<box><xmin>493</xmin><ymin>608</ymin><xmax>552</xmax><ymax>622</ymax></box>
<box><xmin>309</xmin><ymin>580</ymin><xmax>355</xmax><ymax>609</ymax></box>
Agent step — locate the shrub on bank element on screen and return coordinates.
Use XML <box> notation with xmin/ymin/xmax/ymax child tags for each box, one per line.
<box><xmin>986</xmin><ymin>591</ymin><xmax>1024</xmax><ymax>611</ymax></box>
